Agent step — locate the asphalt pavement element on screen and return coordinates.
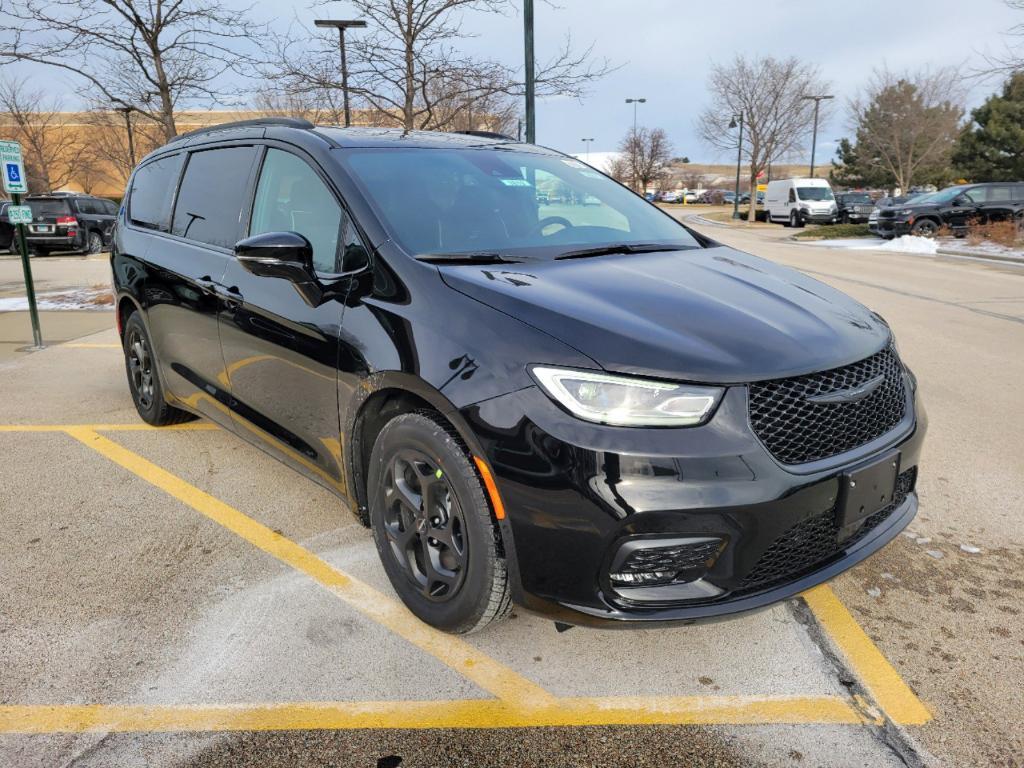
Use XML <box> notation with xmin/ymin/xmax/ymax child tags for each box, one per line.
<box><xmin>1</xmin><ymin>221</ymin><xmax>1021</xmax><ymax>766</ymax></box>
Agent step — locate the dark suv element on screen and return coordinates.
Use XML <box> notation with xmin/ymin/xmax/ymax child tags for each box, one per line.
<box><xmin>873</xmin><ymin>182</ymin><xmax>1024</xmax><ymax>238</ymax></box>
<box><xmin>113</xmin><ymin>119</ymin><xmax>925</xmax><ymax>634</ymax></box>
<box><xmin>25</xmin><ymin>192</ymin><xmax>118</xmax><ymax>255</ymax></box>
<box><xmin>835</xmin><ymin>192</ymin><xmax>875</xmax><ymax>224</ymax></box>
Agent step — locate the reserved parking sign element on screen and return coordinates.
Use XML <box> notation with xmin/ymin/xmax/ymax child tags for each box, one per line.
<box><xmin>0</xmin><ymin>140</ymin><xmax>28</xmax><ymax>194</ymax></box>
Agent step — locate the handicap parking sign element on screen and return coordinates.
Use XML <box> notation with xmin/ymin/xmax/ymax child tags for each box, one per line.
<box><xmin>0</xmin><ymin>140</ymin><xmax>28</xmax><ymax>194</ymax></box>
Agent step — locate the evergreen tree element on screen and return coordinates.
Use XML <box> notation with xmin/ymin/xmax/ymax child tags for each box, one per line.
<box><xmin>953</xmin><ymin>72</ymin><xmax>1024</xmax><ymax>182</ymax></box>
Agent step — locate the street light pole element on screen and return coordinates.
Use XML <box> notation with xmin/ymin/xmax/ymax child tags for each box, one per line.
<box><xmin>581</xmin><ymin>137</ymin><xmax>594</xmax><ymax>162</ymax></box>
<box><xmin>625</xmin><ymin>98</ymin><xmax>647</xmax><ymax>193</ymax></box>
<box><xmin>314</xmin><ymin>19</ymin><xmax>367</xmax><ymax>128</ymax></box>
<box><xmin>729</xmin><ymin>113</ymin><xmax>744</xmax><ymax>220</ymax></box>
<box><xmin>801</xmin><ymin>94</ymin><xmax>834</xmax><ymax>178</ymax></box>
<box><xmin>523</xmin><ymin>0</ymin><xmax>536</xmax><ymax>143</ymax></box>
<box><xmin>115</xmin><ymin>106</ymin><xmax>136</xmax><ymax>167</ymax></box>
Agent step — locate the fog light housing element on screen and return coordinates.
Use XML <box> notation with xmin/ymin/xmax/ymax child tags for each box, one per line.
<box><xmin>609</xmin><ymin>536</ymin><xmax>725</xmax><ymax>589</ymax></box>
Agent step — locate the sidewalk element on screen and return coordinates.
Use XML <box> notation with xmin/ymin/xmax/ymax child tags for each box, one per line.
<box><xmin>0</xmin><ymin>310</ymin><xmax>114</xmax><ymax>361</ymax></box>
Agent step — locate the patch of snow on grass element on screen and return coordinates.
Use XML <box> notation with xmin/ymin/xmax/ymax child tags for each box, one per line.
<box><xmin>876</xmin><ymin>235</ymin><xmax>938</xmax><ymax>254</ymax></box>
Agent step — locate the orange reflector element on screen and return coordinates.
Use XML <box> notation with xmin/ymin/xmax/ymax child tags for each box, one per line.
<box><xmin>473</xmin><ymin>456</ymin><xmax>506</xmax><ymax>520</ymax></box>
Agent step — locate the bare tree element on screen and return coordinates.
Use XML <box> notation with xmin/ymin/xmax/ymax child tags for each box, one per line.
<box><xmin>698</xmin><ymin>56</ymin><xmax>830</xmax><ymax>221</ymax></box>
<box><xmin>81</xmin><ymin>105</ymin><xmax>163</xmax><ymax>188</ymax></box>
<box><xmin>619</xmin><ymin>127</ymin><xmax>672</xmax><ymax>194</ymax></box>
<box><xmin>263</xmin><ymin>0</ymin><xmax>610</xmax><ymax>132</ymax></box>
<box><xmin>845</xmin><ymin>67</ymin><xmax>964</xmax><ymax>194</ymax></box>
<box><xmin>0</xmin><ymin>0</ymin><xmax>264</xmax><ymax>141</ymax></box>
<box><xmin>0</xmin><ymin>75</ymin><xmax>82</xmax><ymax>191</ymax></box>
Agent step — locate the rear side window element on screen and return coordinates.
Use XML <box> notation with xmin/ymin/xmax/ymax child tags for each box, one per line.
<box><xmin>129</xmin><ymin>154</ymin><xmax>183</xmax><ymax>231</ymax></box>
<box><xmin>986</xmin><ymin>186</ymin><xmax>1014</xmax><ymax>203</ymax></box>
<box><xmin>102</xmin><ymin>200</ymin><xmax>119</xmax><ymax>215</ymax></box>
<box><xmin>172</xmin><ymin>147</ymin><xmax>257</xmax><ymax>248</ymax></box>
<box><xmin>76</xmin><ymin>199</ymin><xmax>98</xmax><ymax>214</ymax></box>
<box><xmin>249</xmin><ymin>148</ymin><xmax>345</xmax><ymax>273</ymax></box>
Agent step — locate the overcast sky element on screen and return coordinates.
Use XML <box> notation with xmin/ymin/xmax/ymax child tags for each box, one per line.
<box><xmin>4</xmin><ymin>0</ymin><xmax>1019</xmax><ymax>163</ymax></box>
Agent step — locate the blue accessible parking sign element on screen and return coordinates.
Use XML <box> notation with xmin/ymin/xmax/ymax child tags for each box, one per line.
<box><xmin>0</xmin><ymin>140</ymin><xmax>28</xmax><ymax>194</ymax></box>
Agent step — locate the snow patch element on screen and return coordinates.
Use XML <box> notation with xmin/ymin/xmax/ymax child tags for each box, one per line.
<box><xmin>877</xmin><ymin>235</ymin><xmax>939</xmax><ymax>254</ymax></box>
<box><xmin>0</xmin><ymin>286</ymin><xmax>113</xmax><ymax>311</ymax></box>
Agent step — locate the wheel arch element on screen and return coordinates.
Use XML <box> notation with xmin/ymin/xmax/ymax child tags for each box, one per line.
<box><xmin>344</xmin><ymin>372</ymin><xmax>492</xmax><ymax>528</ymax></box>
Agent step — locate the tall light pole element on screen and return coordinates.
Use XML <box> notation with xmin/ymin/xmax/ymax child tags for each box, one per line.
<box><xmin>729</xmin><ymin>113</ymin><xmax>744</xmax><ymax>220</ymax></box>
<box><xmin>314</xmin><ymin>19</ymin><xmax>367</xmax><ymax>128</ymax></box>
<box><xmin>801</xmin><ymin>93</ymin><xmax>834</xmax><ymax>178</ymax></box>
<box><xmin>625</xmin><ymin>97</ymin><xmax>646</xmax><ymax>134</ymax></box>
<box><xmin>523</xmin><ymin>0</ymin><xmax>536</xmax><ymax>143</ymax></box>
<box><xmin>581</xmin><ymin>137</ymin><xmax>594</xmax><ymax>161</ymax></box>
<box><xmin>115</xmin><ymin>106</ymin><xmax>136</xmax><ymax>168</ymax></box>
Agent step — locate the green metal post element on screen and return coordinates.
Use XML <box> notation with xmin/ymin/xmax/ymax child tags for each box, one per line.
<box><xmin>732</xmin><ymin>114</ymin><xmax>744</xmax><ymax>221</ymax></box>
<box><xmin>12</xmin><ymin>191</ymin><xmax>43</xmax><ymax>348</ymax></box>
<box><xmin>523</xmin><ymin>0</ymin><xmax>536</xmax><ymax>144</ymax></box>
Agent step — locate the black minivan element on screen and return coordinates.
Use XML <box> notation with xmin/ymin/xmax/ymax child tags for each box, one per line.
<box><xmin>113</xmin><ymin>119</ymin><xmax>926</xmax><ymax>634</ymax></box>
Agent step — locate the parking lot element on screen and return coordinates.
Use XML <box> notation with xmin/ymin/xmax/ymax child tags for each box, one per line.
<box><xmin>1</xmin><ymin>219</ymin><xmax>1022</xmax><ymax>767</ymax></box>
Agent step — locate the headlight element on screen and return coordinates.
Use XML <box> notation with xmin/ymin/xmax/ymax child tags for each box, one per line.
<box><xmin>895</xmin><ymin>208</ymin><xmax>912</xmax><ymax>216</ymax></box>
<box><xmin>531</xmin><ymin>367</ymin><xmax>723</xmax><ymax>427</ymax></box>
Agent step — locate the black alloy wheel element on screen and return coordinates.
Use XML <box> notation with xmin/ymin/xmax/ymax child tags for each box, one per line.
<box><xmin>382</xmin><ymin>449</ymin><xmax>468</xmax><ymax>601</ymax></box>
<box><xmin>121</xmin><ymin>312</ymin><xmax>194</xmax><ymax>426</ymax></box>
<box><xmin>911</xmin><ymin>219</ymin><xmax>938</xmax><ymax>237</ymax></box>
<box><xmin>368</xmin><ymin>412</ymin><xmax>511</xmax><ymax>634</ymax></box>
<box><xmin>126</xmin><ymin>325</ymin><xmax>155</xmax><ymax>410</ymax></box>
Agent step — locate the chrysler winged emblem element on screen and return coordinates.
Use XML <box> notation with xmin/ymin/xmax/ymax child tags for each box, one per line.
<box><xmin>806</xmin><ymin>374</ymin><xmax>885</xmax><ymax>404</ymax></box>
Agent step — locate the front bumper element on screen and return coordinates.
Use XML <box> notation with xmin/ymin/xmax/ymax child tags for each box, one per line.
<box><xmin>871</xmin><ymin>219</ymin><xmax>911</xmax><ymax>238</ymax></box>
<box><xmin>799</xmin><ymin>210</ymin><xmax>837</xmax><ymax>224</ymax></box>
<box><xmin>464</xmin><ymin>377</ymin><xmax>925</xmax><ymax>629</ymax></box>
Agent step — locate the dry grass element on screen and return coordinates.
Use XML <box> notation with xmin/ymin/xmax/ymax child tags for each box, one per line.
<box><xmin>939</xmin><ymin>220</ymin><xmax>1023</xmax><ymax>249</ymax></box>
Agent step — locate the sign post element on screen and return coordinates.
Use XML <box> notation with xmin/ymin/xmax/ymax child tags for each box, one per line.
<box><xmin>1</xmin><ymin>140</ymin><xmax>43</xmax><ymax>349</ymax></box>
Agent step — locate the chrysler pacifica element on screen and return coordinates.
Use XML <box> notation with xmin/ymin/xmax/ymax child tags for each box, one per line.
<box><xmin>112</xmin><ymin>119</ymin><xmax>925</xmax><ymax>633</ymax></box>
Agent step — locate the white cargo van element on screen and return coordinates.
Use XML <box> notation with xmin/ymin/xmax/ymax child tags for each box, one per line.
<box><xmin>765</xmin><ymin>178</ymin><xmax>838</xmax><ymax>227</ymax></box>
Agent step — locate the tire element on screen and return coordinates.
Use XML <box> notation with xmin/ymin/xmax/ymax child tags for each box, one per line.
<box><xmin>841</xmin><ymin>213</ymin><xmax>850</xmax><ymax>225</ymax></box>
<box><xmin>790</xmin><ymin>210</ymin><xmax>804</xmax><ymax>228</ymax></box>
<box><xmin>86</xmin><ymin>231</ymin><xmax>103</xmax><ymax>254</ymax></box>
<box><xmin>122</xmin><ymin>312</ymin><xmax>195</xmax><ymax>426</ymax></box>
<box><xmin>368</xmin><ymin>411</ymin><xmax>511</xmax><ymax>634</ymax></box>
<box><xmin>910</xmin><ymin>219</ymin><xmax>938</xmax><ymax>237</ymax></box>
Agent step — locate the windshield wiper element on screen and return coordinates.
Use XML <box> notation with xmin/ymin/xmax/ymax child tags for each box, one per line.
<box><xmin>415</xmin><ymin>251</ymin><xmax>523</xmax><ymax>264</ymax></box>
<box><xmin>554</xmin><ymin>242</ymin><xmax>694</xmax><ymax>260</ymax></box>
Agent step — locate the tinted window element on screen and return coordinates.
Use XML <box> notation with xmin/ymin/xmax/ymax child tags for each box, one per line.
<box><xmin>27</xmin><ymin>198</ymin><xmax>72</xmax><ymax>216</ymax></box>
<box><xmin>172</xmin><ymin>147</ymin><xmax>257</xmax><ymax>248</ymax></box>
<box><xmin>986</xmin><ymin>186</ymin><xmax>1014</xmax><ymax>203</ymax></box>
<box><xmin>249</xmin><ymin>149</ymin><xmax>345</xmax><ymax>273</ymax></box>
<box><xmin>102</xmin><ymin>200</ymin><xmax>119</xmax><ymax>215</ymax></box>
<box><xmin>343</xmin><ymin>148</ymin><xmax>700</xmax><ymax>258</ymax></box>
<box><xmin>129</xmin><ymin>154</ymin><xmax>183</xmax><ymax>231</ymax></box>
<box><xmin>963</xmin><ymin>187</ymin><xmax>986</xmax><ymax>204</ymax></box>
<box><xmin>77</xmin><ymin>198</ymin><xmax>100</xmax><ymax>215</ymax></box>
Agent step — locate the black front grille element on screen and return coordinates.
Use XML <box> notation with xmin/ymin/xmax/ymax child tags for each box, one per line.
<box><xmin>616</xmin><ymin>539</ymin><xmax>723</xmax><ymax>577</ymax></box>
<box><xmin>738</xmin><ymin>468</ymin><xmax>915</xmax><ymax>594</ymax></box>
<box><xmin>748</xmin><ymin>348</ymin><xmax>908</xmax><ymax>464</ymax></box>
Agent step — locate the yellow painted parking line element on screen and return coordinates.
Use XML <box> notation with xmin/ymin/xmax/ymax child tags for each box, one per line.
<box><xmin>64</xmin><ymin>427</ymin><xmax>556</xmax><ymax>709</ymax></box>
<box><xmin>0</xmin><ymin>423</ymin><xmax>218</xmax><ymax>433</ymax></box>
<box><xmin>64</xmin><ymin>343</ymin><xmax>120</xmax><ymax>348</ymax></box>
<box><xmin>803</xmin><ymin>585</ymin><xmax>932</xmax><ymax>725</ymax></box>
<box><xmin>0</xmin><ymin>695</ymin><xmax>863</xmax><ymax>733</ymax></box>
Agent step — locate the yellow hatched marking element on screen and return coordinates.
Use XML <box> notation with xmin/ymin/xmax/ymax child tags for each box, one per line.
<box><xmin>0</xmin><ymin>695</ymin><xmax>862</xmax><ymax>733</ymax></box>
<box><xmin>803</xmin><ymin>585</ymin><xmax>931</xmax><ymax>725</ymax></box>
<box><xmin>63</xmin><ymin>427</ymin><xmax>555</xmax><ymax>708</ymax></box>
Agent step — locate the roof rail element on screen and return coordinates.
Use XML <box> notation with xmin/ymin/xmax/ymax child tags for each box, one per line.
<box><xmin>451</xmin><ymin>130</ymin><xmax>517</xmax><ymax>141</ymax></box>
<box><xmin>167</xmin><ymin>117</ymin><xmax>315</xmax><ymax>145</ymax></box>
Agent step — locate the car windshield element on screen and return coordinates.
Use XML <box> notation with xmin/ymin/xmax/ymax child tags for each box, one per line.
<box><xmin>915</xmin><ymin>186</ymin><xmax>967</xmax><ymax>204</ymax></box>
<box><xmin>842</xmin><ymin>193</ymin><xmax>872</xmax><ymax>204</ymax></box>
<box><xmin>340</xmin><ymin>147</ymin><xmax>701</xmax><ymax>259</ymax></box>
<box><xmin>27</xmin><ymin>198</ymin><xmax>72</xmax><ymax>216</ymax></box>
<box><xmin>796</xmin><ymin>187</ymin><xmax>834</xmax><ymax>201</ymax></box>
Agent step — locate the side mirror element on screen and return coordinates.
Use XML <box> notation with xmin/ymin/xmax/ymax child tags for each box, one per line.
<box><xmin>234</xmin><ymin>231</ymin><xmax>322</xmax><ymax>306</ymax></box>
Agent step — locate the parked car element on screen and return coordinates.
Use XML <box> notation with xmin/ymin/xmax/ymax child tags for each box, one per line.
<box><xmin>872</xmin><ymin>182</ymin><xmax>1024</xmax><ymax>238</ymax></box>
<box><xmin>765</xmin><ymin>178</ymin><xmax>838</xmax><ymax>227</ymax></box>
<box><xmin>113</xmin><ymin>118</ymin><xmax>925</xmax><ymax>634</ymax></box>
<box><xmin>835</xmin><ymin>192</ymin><xmax>876</xmax><ymax>224</ymax></box>
<box><xmin>683</xmin><ymin>190</ymin><xmax>699</xmax><ymax>204</ymax></box>
<box><xmin>660</xmin><ymin>191</ymin><xmax>683</xmax><ymax>203</ymax></box>
<box><xmin>1</xmin><ymin>201</ymin><xmax>14</xmax><ymax>254</ymax></box>
<box><xmin>24</xmin><ymin>193</ymin><xmax>118</xmax><ymax>255</ymax></box>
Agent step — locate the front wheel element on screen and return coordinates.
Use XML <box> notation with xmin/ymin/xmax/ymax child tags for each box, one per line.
<box><xmin>911</xmin><ymin>219</ymin><xmax>938</xmax><ymax>237</ymax></box>
<box><xmin>368</xmin><ymin>412</ymin><xmax>511</xmax><ymax>634</ymax></box>
<box><xmin>790</xmin><ymin>210</ymin><xmax>804</xmax><ymax>228</ymax></box>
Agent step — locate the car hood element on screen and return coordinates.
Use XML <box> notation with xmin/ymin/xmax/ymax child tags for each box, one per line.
<box><xmin>438</xmin><ymin>246</ymin><xmax>890</xmax><ymax>384</ymax></box>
